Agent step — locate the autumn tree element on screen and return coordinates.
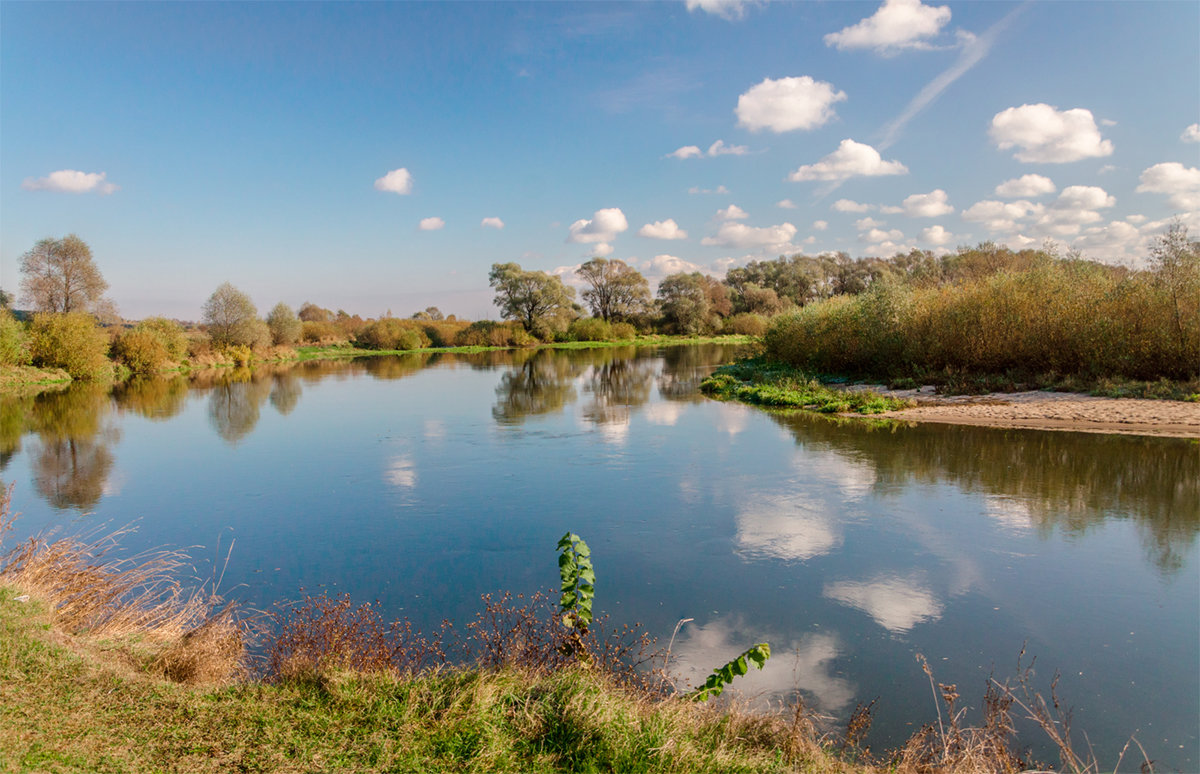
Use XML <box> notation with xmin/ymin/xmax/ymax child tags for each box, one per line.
<box><xmin>19</xmin><ymin>235</ymin><xmax>110</xmax><ymax>314</ymax></box>
<box><xmin>574</xmin><ymin>258</ymin><xmax>651</xmax><ymax>323</ymax></box>
<box><xmin>203</xmin><ymin>282</ymin><xmax>269</xmax><ymax>348</ymax></box>
<box><xmin>488</xmin><ymin>262</ymin><xmax>577</xmax><ymax>338</ymax></box>
<box><xmin>266</xmin><ymin>302</ymin><xmax>303</xmax><ymax>346</ymax></box>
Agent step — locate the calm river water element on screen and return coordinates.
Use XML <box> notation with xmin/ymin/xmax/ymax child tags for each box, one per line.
<box><xmin>2</xmin><ymin>345</ymin><xmax>1196</xmax><ymax>769</ymax></box>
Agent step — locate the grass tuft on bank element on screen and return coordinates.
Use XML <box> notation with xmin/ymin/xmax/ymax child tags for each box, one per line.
<box><xmin>701</xmin><ymin>358</ymin><xmax>914</xmax><ymax>414</ymax></box>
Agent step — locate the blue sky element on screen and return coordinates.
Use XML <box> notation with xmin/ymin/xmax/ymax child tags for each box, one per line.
<box><xmin>2</xmin><ymin>0</ymin><xmax>1197</xmax><ymax>321</ymax></box>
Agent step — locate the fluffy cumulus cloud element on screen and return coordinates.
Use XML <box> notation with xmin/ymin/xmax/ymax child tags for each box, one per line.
<box><xmin>789</xmin><ymin>139</ymin><xmax>908</xmax><ymax>181</ymax></box>
<box><xmin>702</xmin><ymin>221</ymin><xmax>797</xmax><ymax>249</ymax></box>
<box><xmin>590</xmin><ymin>243</ymin><xmax>615</xmax><ymax>257</ymax></box>
<box><xmin>735</xmin><ymin>76</ymin><xmax>847</xmax><ymax>133</ymax></box>
<box><xmin>860</xmin><ymin>227</ymin><xmax>904</xmax><ymax>243</ymax></box>
<box><xmin>832</xmin><ymin>198</ymin><xmax>873</xmax><ymax>213</ymax></box>
<box><xmin>716</xmin><ymin>204</ymin><xmax>749</xmax><ymax>221</ymax></box>
<box><xmin>920</xmin><ymin>224</ymin><xmax>954</xmax><ymax>245</ymax></box>
<box><xmin>777</xmin><ymin>199</ymin><xmax>797</xmax><ymax>209</ymax></box>
<box><xmin>901</xmin><ymin>189</ymin><xmax>953</xmax><ymax>217</ymax></box>
<box><xmin>708</xmin><ymin>139</ymin><xmax>749</xmax><ymax>156</ymax></box>
<box><xmin>1137</xmin><ymin>162</ymin><xmax>1200</xmax><ymax>211</ymax></box>
<box><xmin>374</xmin><ymin>167</ymin><xmax>414</xmax><ymax>194</ymax></box>
<box><xmin>638</xmin><ymin>219</ymin><xmax>688</xmax><ymax>240</ymax></box>
<box><xmin>813</xmin><ymin>220</ymin><xmax>829</xmax><ymax>231</ymax></box>
<box><xmin>418</xmin><ymin>217</ymin><xmax>445</xmax><ymax>231</ymax></box>
<box><xmin>668</xmin><ymin>145</ymin><xmax>703</xmax><ymax>159</ymax></box>
<box><xmin>641</xmin><ymin>254</ymin><xmax>706</xmax><ymax>279</ymax></box>
<box><xmin>962</xmin><ymin>199</ymin><xmax>1044</xmax><ymax>234</ymax></box>
<box><xmin>1072</xmin><ymin>220</ymin><xmax>1147</xmax><ymax>263</ymax></box>
<box><xmin>685</xmin><ymin>0</ymin><xmax>761</xmax><ymax>21</ymax></box>
<box><xmin>21</xmin><ymin>169</ymin><xmax>119</xmax><ymax>195</ymax></box>
<box><xmin>995</xmin><ymin>174</ymin><xmax>1056</xmax><ymax>198</ymax></box>
<box><xmin>989</xmin><ymin>104</ymin><xmax>1114</xmax><ymax>163</ymax></box>
<box><xmin>1183</xmin><ymin>124</ymin><xmax>1200</xmax><ymax>143</ymax></box>
<box><xmin>855</xmin><ymin>216</ymin><xmax>884</xmax><ymax>230</ymax></box>
<box><xmin>567</xmin><ymin>207</ymin><xmax>629</xmax><ymax>243</ymax></box>
<box><xmin>481</xmin><ymin>217</ymin><xmax>505</xmax><ymax>229</ymax></box>
<box><xmin>1056</xmin><ymin>185</ymin><xmax>1116</xmax><ymax>211</ymax></box>
<box><xmin>824</xmin><ymin>0</ymin><xmax>952</xmax><ymax>55</ymax></box>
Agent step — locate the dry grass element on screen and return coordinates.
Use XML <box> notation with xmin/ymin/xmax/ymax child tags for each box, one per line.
<box><xmin>0</xmin><ymin>485</ymin><xmax>246</xmax><ymax>685</ymax></box>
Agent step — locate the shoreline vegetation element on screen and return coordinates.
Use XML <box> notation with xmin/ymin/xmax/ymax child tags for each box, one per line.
<box><xmin>0</xmin><ymin>495</ymin><xmax>1133</xmax><ymax>774</ymax></box>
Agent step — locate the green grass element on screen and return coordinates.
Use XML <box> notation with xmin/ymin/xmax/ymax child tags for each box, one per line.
<box><xmin>700</xmin><ymin>358</ymin><xmax>913</xmax><ymax>415</ymax></box>
<box><xmin>0</xmin><ymin>589</ymin><xmax>860</xmax><ymax>774</ymax></box>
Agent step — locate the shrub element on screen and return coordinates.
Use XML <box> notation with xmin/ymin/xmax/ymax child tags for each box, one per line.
<box><xmin>301</xmin><ymin>320</ymin><xmax>343</xmax><ymax>344</ymax></box>
<box><xmin>186</xmin><ymin>330</ymin><xmax>213</xmax><ymax>359</ymax></box>
<box><xmin>567</xmin><ymin>318</ymin><xmax>613</xmax><ymax>342</ymax></box>
<box><xmin>0</xmin><ymin>309</ymin><xmax>30</xmax><ymax>365</ymax></box>
<box><xmin>353</xmin><ymin>318</ymin><xmax>429</xmax><ymax>351</ymax></box>
<box><xmin>112</xmin><ymin>328</ymin><xmax>170</xmax><ymax>375</ymax></box>
<box><xmin>29</xmin><ymin>312</ymin><xmax>112</xmax><ymax>380</ymax></box>
<box><xmin>266</xmin><ymin>303</ymin><xmax>303</xmax><ymax>346</ymax></box>
<box><xmin>420</xmin><ymin>320</ymin><xmax>470</xmax><ymax>347</ymax></box>
<box><xmin>611</xmin><ymin>322</ymin><xmax>636</xmax><ymax>341</ymax></box>
<box><xmin>136</xmin><ymin>318</ymin><xmax>188</xmax><ymax>362</ymax></box>
<box><xmin>722</xmin><ymin>313</ymin><xmax>768</xmax><ymax>337</ymax></box>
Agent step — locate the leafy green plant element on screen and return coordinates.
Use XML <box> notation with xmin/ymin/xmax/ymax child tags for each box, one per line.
<box><xmin>556</xmin><ymin>532</ymin><xmax>594</xmax><ymax>630</ymax></box>
<box><xmin>690</xmin><ymin>642</ymin><xmax>771</xmax><ymax>702</ymax></box>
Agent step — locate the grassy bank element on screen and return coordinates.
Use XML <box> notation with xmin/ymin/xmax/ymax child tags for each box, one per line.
<box><xmin>701</xmin><ymin>358</ymin><xmax>914</xmax><ymax>414</ymax></box>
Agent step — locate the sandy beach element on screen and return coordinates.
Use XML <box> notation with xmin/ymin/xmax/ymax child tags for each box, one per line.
<box><xmin>848</xmin><ymin>385</ymin><xmax>1200</xmax><ymax>438</ymax></box>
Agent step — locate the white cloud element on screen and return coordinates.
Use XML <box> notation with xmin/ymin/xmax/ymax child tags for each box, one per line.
<box><xmin>735</xmin><ymin>76</ymin><xmax>847</xmax><ymax>133</ymax></box>
<box><xmin>1072</xmin><ymin>220</ymin><xmax>1147</xmax><ymax>264</ymax></box>
<box><xmin>669</xmin><ymin>145</ymin><xmax>703</xmax><ymax>159</ymax></box>
<box><xmin>638</xmin><ymin>219</ymin><xmax>688</xmax><ymax>240</ymax></box>
<box><xmin>1032</xmin><ymin>186</ymin><xmax>1115</xmax><ymax>237</ymax></box>
<box><xmin>1125</xmin><ymin>214</ymin><xmax>1147</xmax><ymax>225</ymax></box>
<box><xmin>685</xmin><ymin>0</ymin><xmax>760</xmax><ymax>21</ymax></box>
<box><xmin>879</xmin><ymin>205</ymin><xmax>904</xmax><ymax>214</ymax></box>
<box><xmin>688</xmin><ymin>185</ymin><xmax>730</xmax><ymax>195</ymax></box>
<box><xmin>901</xmin><ymin>189</ymin><xmax>954</xmax><ymax>217</ymax></box>
<box><xmin>823</xmin><ymin>575</ymin><xmax>943</xmax><ymax>633</ymax></box>
<box><xmin>861</xmin><ymin>227</ymin><xmax>904</xmax><ymax>243</ymax></box>
<box><xmin>813</xmin><ymin>220</ymin><xmax>828</xmax><ymax>231</ymax></box>
<box><xmin>995</xmin><ymin>174</ymin><xmax>1056</xmax><ymax>198</ymax></box>
<box><xmin>716</xmin><ymin>204</ymin><xmax>749</xmax><ymax>221</ymax></box>
<box><xmin>989</xmin><ymin>104</ymin><xmax>1114</xmax><ymax>163</ymax></box>
<box><xmin>642</xmin><ymin>254</ymin><xmax>705</xmax><ymax>278</ymax></box>
<box><xmin>21</xmin><ymin>169</ymin><xmax>119</xmax><ymax>195</ymax></box>
<box><xmin>418</xmin><ymin>216</ymin><xmax>445</xmax><ymax>231</ymax></box>
<box><xmin>962</xmin><ymin>199</ymin><xmax>1043</xmax><ymax>233</ymax></box>
<box><xmin>789</xmin><ymin>139</ymin><xmax>908</xmax><ymax>181</ymax></box>
<box><xmin>736</xmin><ymin>496</ymin><xmax>840</xmax><ymax>562</ymax></box>
<box><xmin>920</xmin><ymin>224</ymin><xmax>954</xmax><ymax>245</ymax></box>
<box><xmin>707</xmin><ymin>139</ymin><xmax>749</xmax><ymax>156</ymax></box>
<box><xmin>481</xmin><ymin>217</ymin><xmax>505</xmax><ymax>229</ymax></box>
<box><xmin>824</xmin><ymin>0</ymin><xmax>952</xmax><ymax>55</ymax></box>
<box><xmin>777</xmin><ymin>199</ymin><xmax>797</xmax><ymax>209</ymax></box>
<box><xmin>702</xmin><ymin>221</ymin><xmax>797</xmax><ymax>249</ymax></box>
<box><xmin>374</xmin><ymin>167</ymin><xmax>414</xmax><ymax>194</ymax></box>
<box><xmin>855</xmin><ymin>217</ymin><xmax>884</xmax><ymax>230</ymax></box>
<box><xmin>590</xmin><ymin>242</ymin><xmax>615</xmax><ymax>257</ymax></box>
<box><xmin>1183</xmin><ymin>124</ymin><xmax>1200</xmax><ymax>144</ymax></box>
<box><xmin>1056</xmin><ymin>185</ymin><xmax>1115</xmax><ymax>211</ymax></box>
<box><xmin>567</xmin><ymin>207</ymin><xmax>629</xmax><ymax>243</ymax></box>
<box><xmin>1137</xmin><ymin>162</ymin><xmax>1200</xmax><ymax>211</ymax></box>
<box><xmin>832</xmin><ymin>198</ymin><xmax>873</xmax><ymax>213</ymax></box>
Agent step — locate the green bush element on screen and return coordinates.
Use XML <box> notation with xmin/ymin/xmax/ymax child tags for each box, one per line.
<box><xmin>112</xmin><ymin>328</ymin><xmax>170</xmax><ymax>375</ymax></box>
<box><xmin>0</xmin><ymin>309</ymin><xmax>30</xmax><ymax>366</ymax></box>
<box><xmin>136</xmin><ymin>317</ymin><xmax>188</xmax><ymax>362</ymax></box>
<box><xmin>610</xmin><ymin>322</ymin><xmax>636</xmax><ymax>341</ymax></box>
<box><xmin>567</xmin><ymin>318</ymin><xmax>613</xmax><ymax>342</ymax></box>
<box><xmin>354</xmin><ymin>318</ymin><xmax>429</xmax><ymax>351</ymax></box>
<box><xmin>453</xmin><ymin>320</ymin><xmax>534</xmax><ymax>348</ymax></box>
<box><xmin>266</xmin><ymin>303</ymin><xmax>303</xmax><ymax>346</ymax></box>
<box><xmin>722</xmin><ymin>313</ymin><xmax>768</xmax><ymax>337</ymax></box>
<box><xmin>29</xmin><ymin>312</ymin><xmax>112</xmax><ymax>380</ymax></box>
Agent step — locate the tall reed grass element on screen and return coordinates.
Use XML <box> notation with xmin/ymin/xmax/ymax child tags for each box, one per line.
<box><xmin>765</xmin><ymin>254</ymin><xmax>1199</xmax><ymax>382</ymax></box>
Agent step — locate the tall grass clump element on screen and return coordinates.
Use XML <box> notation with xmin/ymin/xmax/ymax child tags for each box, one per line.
<box><xmin>766</xmin><ymin>241</ymin><xmax>1199</xmax><ymax>382</ymax></box>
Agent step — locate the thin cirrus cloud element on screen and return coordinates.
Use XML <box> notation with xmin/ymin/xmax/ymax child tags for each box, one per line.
<box><xmin>22</xmin><ymin>169</ymin><xmax>119</xmax><ymax>195</ymax></box>
<box><xmin>638</xmin><ymin>219</ymin><xmax>688</xmax><ymax>240</ymax></box>
<box><xmin>481</xmin><ymin>217</ymin><xmax>505</xmax><ymax>229</ymax></box>
<box><xmin>824</xmin><ymin>0</ymin><xmax>952</xmax><ymax>55</ymax></box>
<box><xmin>995</xmin><ymin>174</ymin><xmax>1056</xmax><ymax>198</ymax></box>
<box><xmin>735</xmin><ymin>76</ymin><xmax>847</xmax><ymax>133</ymax></box>
<box><xmin>789</xmin><ymin>139</ymin><xmax>908</xmax><ymax>181</ymax></box>
<box><xmin>989</xmin><ymin>104</ymin><xmax>1114</xmax><ymax>163</ymax></box>
<box><xmin>418</xmin><ymin>217</ymin><xmax>445</xmax><ymax>231</ymax></box>
<box><xmin>567</xmin><ymin>207</ymin><xmax>629</xmax><ymax>243</ymax></box>
<box><xmin>374</xmin><ymin>167</ymin><xmax>413</xmax><ymax>194</ymax></box>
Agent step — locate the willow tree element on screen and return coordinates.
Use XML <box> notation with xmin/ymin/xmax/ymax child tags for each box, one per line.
<box><xmin>19</xmin><ymin>234</ymin><xmax>109</xmax><ymax>313</ymax></box>
<box><xmin>488</xmin><ymin>262</ymin><xmax>576</xmax><ymax>337</ymax></box>
<box><xmin>576</xmin><ymin>257</ymin><xmax>651</xmax><ymax>323</ymax></box>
